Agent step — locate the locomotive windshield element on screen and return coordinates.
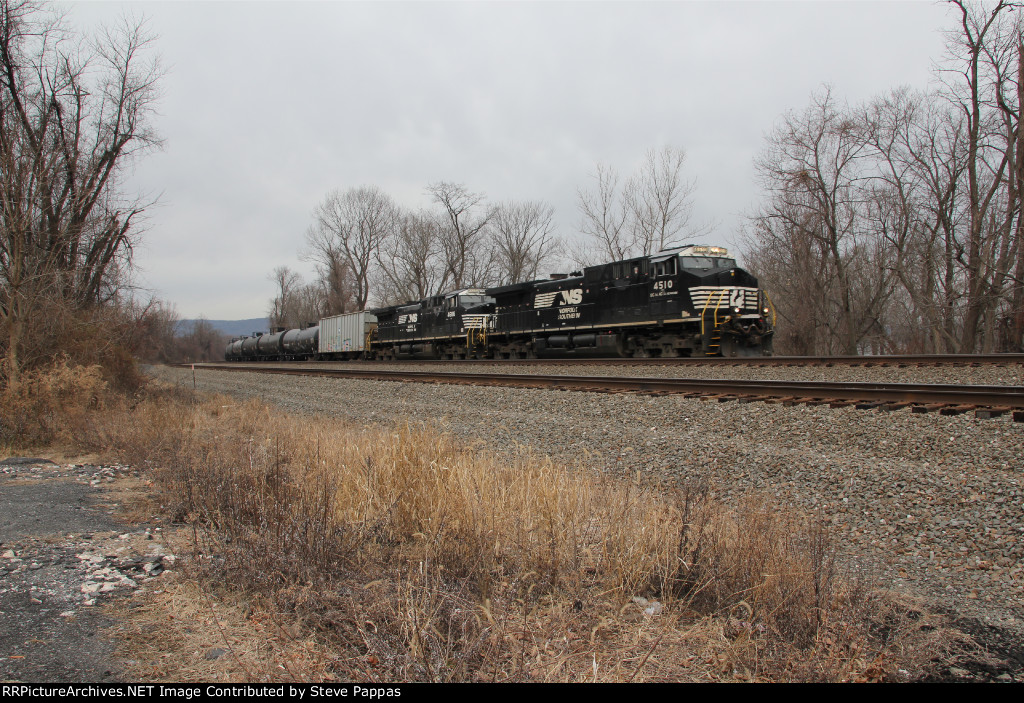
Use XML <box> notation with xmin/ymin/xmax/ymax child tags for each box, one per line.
<box><xmin>680</xmin><ymin>256</ymin><xmax>736</xmax><ymax>271</ymax></box>
<box><xmin>459</xmin><ymin>294</ymin><xmax>493</xmax><ymax>307</ymax></box>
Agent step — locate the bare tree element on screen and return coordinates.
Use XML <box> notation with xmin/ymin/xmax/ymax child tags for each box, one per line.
<box><xmin>627</xmin><ymin>146</ymin><xmax>700</xmax><ymax>254</ymax></box>
<box><xmin>266</xmin><ymin>267</ymin><xmax>332</xmax><ymax>329</ymax></box>
<box><xmin>747</xmin><ymin>10</ymin><xmax>1024</xmax><ymax>357</ymax></box>
<box><xmin>750</xmin><ymin>87</ymin><xmax>898</xmax><ymax>355</ymax></box>
<box><xmin>857</xmin><ymin>88</ymin><xmax>968</xmax><ymax>353</ymax></box>
<box><xmin>427</xmin><ymin>182</ymin><xmax>495</xmax><ymax>289</ymax></box>
<box><xmin>938</xmin><ymin>0</ymin><xmax>1019</xmax><ymax>351</ymax></box>
<box><xmin>490</xmin><ymin>200</ymin><xmax>560</xmax><ymax>284</ymax></box>
<box><xmin>0</xmin><ymin>1</ymin><xmax>163</xmax><ymax>384</ymax></box>
<box><xmin>576</xmin><ymin>163</ymin><xmax>631</xmax><ymax>265</ymax></box>
<box><xmin>126</xmin><ymin>297</ymin><xmax>180</xmax><ymax>364</ymax></box>
<box><xmin>319</xmin><ymin>256</ymin><xmax>356</xmax><ymax>316</ymax></box>
<box><xmin>307</xmin><ymin>185</ymin><xmax>398</xmax><ymax>309</ymax></box>
<box><xmin>179</xmin><ymin>316</ymin><xmax>225</xmax><ymax>362</ymax></box>
<box><xmin>301</xmin><ymin>243</ymin><xmax>355</xmax><ymax>316</ymax></box>
<box><xmin>576</xmin><ymin>146</ymin><xmax>703</xmax><ymax>265</ymax></box>
<box><xmin>375</xmin><ymin>209</ymin><xmax>447</xmax><ymax>304</ymax></box>
<box><xmin>267</xmin><ymin>266</ymin><xmax>302</xmax><ymax>329</ymax></box>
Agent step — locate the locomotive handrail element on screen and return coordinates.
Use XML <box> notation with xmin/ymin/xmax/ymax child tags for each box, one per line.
<box><xmin>465</xmin><ymin>315</ymin><xmax>489</xmax><ymax>350</ymax></box>
<box><xmin>713</xmin><ymin>289</ymin><xmax>728</xmax><ymax>332</ymax></box>
<box><xmin>763</xmin><ymin>291</ymin><xmax>778</xmax><ymax>327</ymax></box>
<box><xmin>700</xmin><ymin>288</ymin><xmax>728</xmax><ymax>337</ymax></box>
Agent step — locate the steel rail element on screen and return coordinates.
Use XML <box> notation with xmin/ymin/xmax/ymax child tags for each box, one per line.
<box><xmin>208</xmin><ymin>353</ymin><xmax>1024</xmax><ymax>367</ymax></box>
<box><xmin>186</xmin><ymin>363</ymin><xmax>1024</xmax><ymax>410</ymax></box>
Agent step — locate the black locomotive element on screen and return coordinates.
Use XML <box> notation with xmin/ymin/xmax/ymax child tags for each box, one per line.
<box><xmin>227</xmin><ymin>245</ymin><xmax>775</xmax><ymax>361</ymax></box>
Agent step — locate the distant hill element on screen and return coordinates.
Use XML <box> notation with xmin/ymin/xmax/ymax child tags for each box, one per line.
<box><xmin>179</xmin><ymin>318</ymin><xmax>269</xmax><ymax>338</ymax></box>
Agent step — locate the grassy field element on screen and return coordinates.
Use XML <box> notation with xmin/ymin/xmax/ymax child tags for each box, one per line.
<box><xmin>1</xmin><ymin>364</ymin><xmax>966</xmax><ymax>682</ymax></box>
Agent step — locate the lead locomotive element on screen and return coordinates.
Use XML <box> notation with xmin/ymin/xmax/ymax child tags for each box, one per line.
<box><xmin>228</xmin><ymin>245</ymin><xmax>775</xmax><ymax>361</ymax></box>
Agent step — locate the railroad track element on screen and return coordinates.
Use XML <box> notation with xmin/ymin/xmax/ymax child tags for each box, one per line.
<box><xmin>186</xmin><ymin>363</ymin><xmax>1024</xmax><ymax>420</ymax></box>
<box><xmin>203</xmin><ymin>353</ymin><xmax>1024</xmax><ymax>367</ymax></box>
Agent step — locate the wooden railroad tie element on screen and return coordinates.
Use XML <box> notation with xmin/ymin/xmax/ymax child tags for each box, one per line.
<box><xmin>879</xmin><ymin>402</ymin><xmax>915</xmax><ymax>411</ymax></box>
<box><xmin>855</xmin><ymin>401</ymin><xmax>886</xmax><ymax>410</ymax></box>
<box><xmin>975</xmin><ymin>407</ymin><xmax>1010</xmax><ymax>419</ymax></box>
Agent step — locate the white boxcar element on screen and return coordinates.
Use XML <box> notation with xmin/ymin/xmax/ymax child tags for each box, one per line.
<box><xmin>319</xmin><ymin>311</ymin><xmax>378</xmax><ymax>358</ymax></box>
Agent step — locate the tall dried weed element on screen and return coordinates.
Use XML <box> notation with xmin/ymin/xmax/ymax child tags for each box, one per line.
<box><xmin>0</xmin><ymin>358</ymin><xmax>114</xmax><ymax>446</ymax></box>
<box><xmin>82</xmin><ymin>389</ymin><xmax>937</xmax><ymax>682</ymax></box>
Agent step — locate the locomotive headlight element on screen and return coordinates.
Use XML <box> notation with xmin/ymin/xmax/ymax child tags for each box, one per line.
<box><xmin>762</xmin><ymin>307</ymin><xmax>769</xmax><ymax>315</ymax></box>
<box><xmin>733</xmin><ymin>306</ymin><xmax>741</xmax><ymax>314</ymax></box>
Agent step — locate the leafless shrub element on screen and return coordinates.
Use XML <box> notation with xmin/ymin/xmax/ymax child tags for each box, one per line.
<box><xmin>0</xmin><ymin>358</ymin><xmax>112</xmax><ymax>446</ymax></box>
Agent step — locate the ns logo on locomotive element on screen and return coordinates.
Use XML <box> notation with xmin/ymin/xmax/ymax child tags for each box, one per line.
<box><xmin>225</xmin><ymin>245</ymin><xmax>776</xmax><ymax>361</ymax></box>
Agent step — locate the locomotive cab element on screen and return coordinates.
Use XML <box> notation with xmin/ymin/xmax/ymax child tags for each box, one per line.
<box><xmin>672</xmin><ymin>245</ymin><xmax>773</xmax><ymax>356</ymax></box>
<box><xmin>373</xmin><ymin>289</ymin><xmax>495</xmax><ymax>359</ymax></box>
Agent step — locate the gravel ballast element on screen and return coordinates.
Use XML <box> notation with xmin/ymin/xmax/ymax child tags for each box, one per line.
<box><xmin>151</xmin><ymin>365</ymin><xmax>1024</xmax><ymax>646</ymax></box>
<box><xmin>223</xmin><ymin>359</ymin><xmax>1024</xmax><ymax>386</ymax></box>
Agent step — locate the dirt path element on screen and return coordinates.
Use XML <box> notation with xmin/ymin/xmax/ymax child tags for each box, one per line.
<box><xmin>0</xmin><ymin>457</ymin><xmax>173</xmax><ymax>683</ymax></box>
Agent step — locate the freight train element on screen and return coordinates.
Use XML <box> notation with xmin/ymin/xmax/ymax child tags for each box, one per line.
<box><xmin>225</xmin><ymin>245</ymin><xmax>775</xmax><ymax>361</ymax></box>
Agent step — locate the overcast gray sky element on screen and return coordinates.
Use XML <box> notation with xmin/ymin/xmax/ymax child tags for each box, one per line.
<box><xmin>70</xmin><ymin>0</ymin><xmax>952</xmax><ymax>320</ymax></box>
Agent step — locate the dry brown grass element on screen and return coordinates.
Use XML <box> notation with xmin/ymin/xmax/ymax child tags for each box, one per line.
<box><xmin>107</xmin><ymin>570</ymin><xmax>342</xmax><ymax>683</ymax></box>
<box><xmin>46</xmin><ymin>383</ymin><xmax>952</xmax><ymax>683</ymax></box>
<box><xmin>0</xmin><ymin>359</ymin><xmax>115</xmax><ymax>446</ymax></box>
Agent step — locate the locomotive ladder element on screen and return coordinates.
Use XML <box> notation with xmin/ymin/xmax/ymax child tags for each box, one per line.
<box><xmin>465</xmin><ymin>315</ymin><xmax>490</xmax><ymax>351</ymax></box>
<box><xmin>700</xmin><ymin>289</ymin><xmax>729</xmax><ymax>356</ymax></box>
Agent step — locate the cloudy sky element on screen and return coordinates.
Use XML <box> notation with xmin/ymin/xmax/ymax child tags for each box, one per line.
<box><xmin>68</xmin><ymin>0</ymin><xmax>953</xmax><ymax>320</ymax></box>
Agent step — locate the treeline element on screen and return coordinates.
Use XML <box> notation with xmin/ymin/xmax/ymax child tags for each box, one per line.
<box><xmin>130</xmin><ymin>301</ymin><xmax>227</xmax><ymax>364</ymax></box>
<box><xmin>267</xmin><ymin>182</ymin><xmax>562</xmax><ymax>330</ymax></box>
<box><xmin>15</xmin><ymin>0</ymin><xmax>1020</xmax><ymax>385</ymax></box>
<box><xmin>0</xmin><ymin>3</ymin><xmax>224</xmax><ymax>383</ymax></box>
<box><xmin>0</xmin><ymin>2</ymin><xmax>163</xmax><ymax>387</ymax></box>
<box><xmin>268</xmin><ymin>147</ymin><xmax>701</xmax><ymax>330</ymax></box>
<box><xmin>747</xmin><ymin>1</ymin><xmax>1024</xmax><ymax>355</ymax></box>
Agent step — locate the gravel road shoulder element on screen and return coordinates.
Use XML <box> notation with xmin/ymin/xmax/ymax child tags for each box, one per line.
<box><xmin>0</xmin><ymin>458</ymin><xmax>175</xmax><ymax>683</ymax></box>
